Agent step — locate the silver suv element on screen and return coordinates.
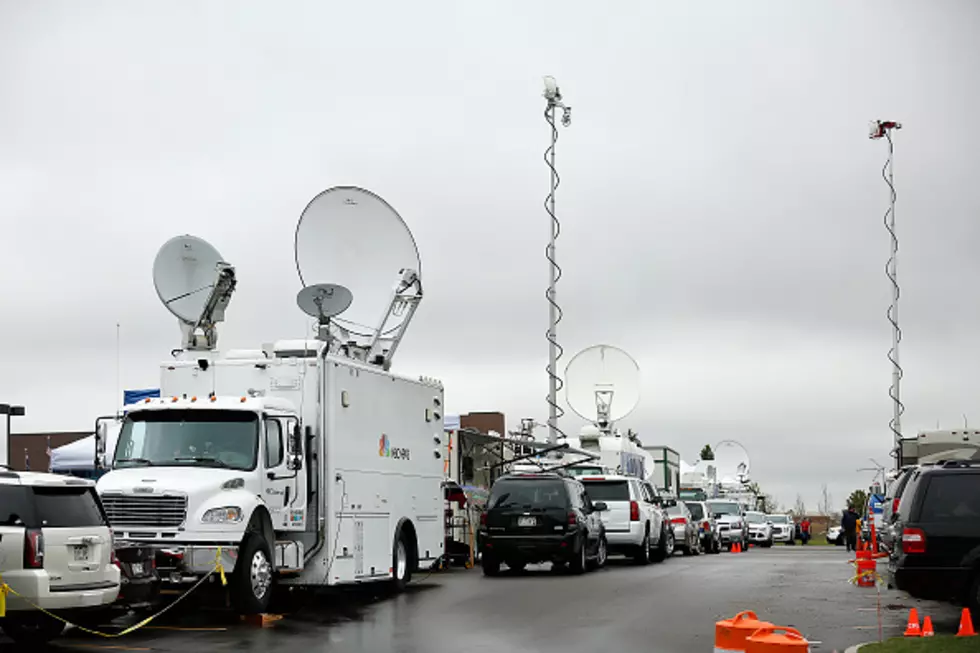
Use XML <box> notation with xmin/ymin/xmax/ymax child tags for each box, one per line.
<box><xmin>0</xmin><ymin>471</ymin><xmax>120</xmax><ymax>644</ymax></box>
<box><xmin>706</xmin><ymin>499</ymin><xmax>749</xmax><ymax>552</ymax></box>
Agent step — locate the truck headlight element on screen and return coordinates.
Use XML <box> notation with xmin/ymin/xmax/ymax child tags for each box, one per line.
<box><xmin>202</xmin><ymin>507</ymin><xmax>243</xmax><ymax>523</ymax></box>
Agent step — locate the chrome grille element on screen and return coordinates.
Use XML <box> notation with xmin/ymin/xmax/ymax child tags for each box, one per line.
<box><xmin>102</xmin><ymin>494</ymin><xmax>187</xmax><ymax>528</ymax></box>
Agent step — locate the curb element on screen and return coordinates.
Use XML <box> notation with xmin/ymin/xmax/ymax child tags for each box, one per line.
<box><xmin>844</xmin><ymin>644</ymin><xmax>868</xmax><ymax>653</ymax></box>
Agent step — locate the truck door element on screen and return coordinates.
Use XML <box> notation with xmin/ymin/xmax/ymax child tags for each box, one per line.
<box><xmin>263</xmin><ymin>416</ymin><xmax>300</xmax><ymax>530</ymax></box>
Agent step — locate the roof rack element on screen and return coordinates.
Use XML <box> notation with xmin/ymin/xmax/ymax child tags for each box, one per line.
<box><xmin>939</xmin><ymin>459</ymin><xmax>980</xmax><ymax>469</ymax></box>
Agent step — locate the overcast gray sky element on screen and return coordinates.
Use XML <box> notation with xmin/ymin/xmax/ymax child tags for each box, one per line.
<box><xmin>2</xmin><ymin>1</ymin><xmax>979</xmax><ymax>510</ymax></box>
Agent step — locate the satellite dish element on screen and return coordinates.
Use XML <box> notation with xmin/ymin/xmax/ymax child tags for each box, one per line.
<box><xmin>294</xmin><ymin>186</ymin><xmax>420</xmax><ymax>337</ymax></box>
<box><xmin>714</xmin><ymin>440</ymin><xmax>751</xmax><ymax>485</ymax></box>
<box><xmin>564</xmin><ymin>345</ymin><xmax>640</xmax><ymax>425</ymax></box>
<box><xmin>152</xmin><ymin>234</ymin><xmax>236</xmax><ymax>350</ymax></box>
<box><xmin>297</xmin><ymin>283</ymin><xmax>353</xmax><ymax>321</ymax></box>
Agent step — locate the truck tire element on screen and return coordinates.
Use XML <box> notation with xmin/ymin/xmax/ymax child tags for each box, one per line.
<box><xmin>230</xmin><ymin>532</ymin><xmax>274</xmax><ymax>615</ymax></box>
<box><xmin>390</xmin><ymin>532</ymin><xmax>414</xmax><ymax>591</ymax></box>
<box><xmin>0</xmin><ymin>614</ymin><xmax>65</xmax><ymax>645</ymax></box>
<box><xmin>568</xmin><ymin>535</ymin><xmax>588</xmax><ymax>575</ymax></box>
<box><xmin>651</xmin><ymin>526</ymin><xmax>673</xmax><ymax>562</ymax></box>
<box><xmin>633</xmin><ymin>529</ymin><xmax>651</xmax><ymax>565</ymax></box>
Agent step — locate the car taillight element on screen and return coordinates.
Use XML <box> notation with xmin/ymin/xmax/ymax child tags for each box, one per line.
<box><xmin>670</xmin><ymin>517</ymin><xmax>687</xmax><ymax>525</ymax></box>
<box><xmin>629</xmin><ymin>501</ymin><xmax>640</xmax><ymax>521</ymax></box>
<box><xmin>703</xmin><ymin>521</ymin><xmax>710</xmax><ymax>531</ymax></box>
<box><xmin>568</xmin><ymin>512</ymin><xmax>577</xmax><ymax>526</ymax></box>
<box><xmin>892</xmin><ymin>498</ymin><xmax>900</xmax><ymax>514</ymax></box>
<box><xmin>24</xmin><ymin>528</ymin><xmax>44</xmax><ymax>569</ymax></box>
<box><xmin>902</xmin><ymin>527</ymin><xmax>926</xmax><ymax>554</ymax></box>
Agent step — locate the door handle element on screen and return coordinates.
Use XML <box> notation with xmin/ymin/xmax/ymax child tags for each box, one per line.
<box><xmin>284</xmin><ymin>486</ymin><xmax>291</xmax><ymax>507</ymax></box>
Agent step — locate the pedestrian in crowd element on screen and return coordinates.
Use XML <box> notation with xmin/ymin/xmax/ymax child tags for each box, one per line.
<box><xmin>841</xmin><ymin>505</ymin><xmax>859</xmax><ymax>552</ymax></box>
<box><xmin>800</xmin><ymin>517</ymin><xmax>811</xmax><ymax>545</ymax></box>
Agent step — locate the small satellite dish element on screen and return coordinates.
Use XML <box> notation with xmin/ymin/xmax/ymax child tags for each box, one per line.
<box><xmin>714</xmin><ymin>440</ymin><xmax>751</xmax><ymax>485</ymax></box>
<box><xmin>294</xmin><ymin>186</ymin><xmax>421</xmax><ymax>337</ymax></box>
<box><xmin>297</xmin><ymin>283</ymin><xmax>353</xmax><ymax>321</ymax></box>
<box><xmin>152</xmin><ymin>234</ymin><xmax>236</xmax><ymax>350</ymax></box>
<box><xmin>564</xmin><ymin>345</ymin><xmax>641</xmax><ymax>424</ymax></box>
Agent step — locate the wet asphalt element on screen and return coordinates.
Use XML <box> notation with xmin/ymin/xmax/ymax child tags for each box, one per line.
<box><xmin>3</xmin><ymin>546</ymin><xmax>965</xmax><ymax>653</ymax></box>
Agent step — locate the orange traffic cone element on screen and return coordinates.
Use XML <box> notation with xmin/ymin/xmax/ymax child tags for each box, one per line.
<box><xmin>921</xmin><ymin>615</ymin><xmax>934</xmax><ymax>637</ymax></box>
<box><xmin>735</xmin><ymin>542</ymin><xmax>742</xmax><ymax>553</ymax></box>
<box><xmin>957</xmin><ymin>608</ymin><xmax>977</xmax><ymax>637</ymax></box>
<box><xmin>904</xmin><ymin>608</ymin><xmax>921</xmax><ymax>637</ymax></box>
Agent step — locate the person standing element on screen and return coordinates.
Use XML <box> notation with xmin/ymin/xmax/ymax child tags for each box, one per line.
<box><xmin>841</xmin><ymin>505</ymin><xmax>859</xmax><ymax>552</ymax></box>
<box><xmin>800</xmin><ymin>517</ymin><xmax>811</xmax><ymax>545</ymax></box>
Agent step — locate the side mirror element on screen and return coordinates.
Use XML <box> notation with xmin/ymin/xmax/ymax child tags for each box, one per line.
<box><xmin>287</xmin><ymin>423</ymin><xmax>304</xmax><ymax>471</ymax></box>
<box><xmin>593</xmin><ymin>501</ymin><xmax>608</xmax><ymax>512</ymax></box>
<box><xmin>94</xmin><ymin>416</ymin><xmax>111</xmax><ymax>471</ymax></box>
<box><xmin>664</xmin><ymin>498</ymin><xmax>677</xmax><ymax>508</ymax></box>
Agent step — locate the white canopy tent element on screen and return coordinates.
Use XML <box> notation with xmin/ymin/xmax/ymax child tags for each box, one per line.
<box><xmin>49</xmin><ymin>425</ymin><xmax>120</xmax><ymax>474</ymax></box>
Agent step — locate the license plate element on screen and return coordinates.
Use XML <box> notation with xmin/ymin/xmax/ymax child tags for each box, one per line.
<box><xmin>517</xmin><ymin>516</ymin><xmax>536</xmax><ymax>527</ymax></box>
<box><xmin>72</xmin><ymin>546</ymin><xmax>89</xmax><ymax>562</ymax></box>
<box><xmin>131</xmin><ymin>562</ymin><xmax>144</xmax><ymax>576</ymax></box>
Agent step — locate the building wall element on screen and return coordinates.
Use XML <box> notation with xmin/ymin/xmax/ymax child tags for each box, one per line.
<box><xmin>8</xmin><ymin>432</ymin><xmax>90</xmax><ymax>472</ymax></box>
<box><xmin>459</xmin><ymin>412</ymin><xmax>505</xmax><ymax>435</ymax></box>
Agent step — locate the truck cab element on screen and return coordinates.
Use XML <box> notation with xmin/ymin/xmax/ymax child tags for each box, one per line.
<box><xmin>97</xmin><ymin>394</ymin><xmax>306</xmax><ymax>614</ymax></box>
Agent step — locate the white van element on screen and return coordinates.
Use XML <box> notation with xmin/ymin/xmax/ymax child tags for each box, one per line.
<box><xmin>0</xmin><ymin>470</ymin><xmax>120</xmax><ymax>644</ymax></box>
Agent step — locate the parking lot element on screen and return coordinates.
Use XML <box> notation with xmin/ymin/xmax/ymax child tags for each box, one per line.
<box><xmin>3</xmin><ymin>547</ymin><xmax>961</xmax><ymax>653</ymax></box>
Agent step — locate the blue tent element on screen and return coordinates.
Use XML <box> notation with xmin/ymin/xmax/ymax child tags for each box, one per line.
<box><xmin>124</xmin><ymin>388</ymin><xmax>160</xmax><ymax>405</ymax></box>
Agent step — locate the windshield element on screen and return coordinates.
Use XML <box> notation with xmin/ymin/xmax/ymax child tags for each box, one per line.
<box><xmin>707</xmin><ymin>501</ymin><xmax>741</xmax><ymax>516</ymax></box>
<box><xmin>745</xmin><ymin>513</ymin><xmax>766</xmax><ymax>524</ymax></box>
<box><xmin>685</xmin><ymin>502</ymin><xmax>704</xmax><ymax>520</ymax></box>
<box><xmin>114</xmin><ymin>409</ymin><xmax>259</xmax><ymax>471</ymax></box>
<box><xmin>582</xmin><ymin>480</ymin><xmax>630</xmax><ymax>502</ymax></box>
<box><xmin>768</xmin><ymin>515</ymin><xmax>789</xmax><ymax>523</ymax></box>
<box><xmin>488</xmin><ymin>479</ymin><xmax>567</xmax><ymax>510</ymax></box>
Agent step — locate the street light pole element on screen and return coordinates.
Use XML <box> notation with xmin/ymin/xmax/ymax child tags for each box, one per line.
<box><xmin>0</xmin><ymin>403</ymin><xmax>26</xmax><ymax>468</ymax></box>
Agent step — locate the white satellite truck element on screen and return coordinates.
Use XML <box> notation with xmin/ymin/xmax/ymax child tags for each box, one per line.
<box><xmin>94</xmin><ymin>187</ymin><xmax>445</xmax><ymax>614</ymax></box>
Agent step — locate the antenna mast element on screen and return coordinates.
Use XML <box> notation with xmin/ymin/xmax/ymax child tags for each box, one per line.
<box><xmin>542</xmin><ymin>76</ymin><xmax>572</xmax><ymax>446</ymax></box>
<box><xmin>870</xmin><ymin>120</ymin><xmax>903</xmax><ymax>469</ymax></box>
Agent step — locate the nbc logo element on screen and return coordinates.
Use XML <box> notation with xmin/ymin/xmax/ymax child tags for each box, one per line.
<box><xmin>379</xmin><ymin>434</ymin><xmax>390</xmax><ymax>457</ymax></box>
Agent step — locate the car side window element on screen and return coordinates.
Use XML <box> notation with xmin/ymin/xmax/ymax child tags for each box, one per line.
<box><xmin>566</xmin><ymin>481</ymin><xmax>583</xmax><ymax>509</ymax></box>
<box><xmin>581</xmin><ymin>490</ymin><xmax>594</xmax><ymax>513</ymax></box>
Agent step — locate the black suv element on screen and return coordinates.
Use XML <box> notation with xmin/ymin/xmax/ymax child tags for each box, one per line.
<box><xmin>479</xmin><ymin>472</ymin><xmax>608</xmax><ymax>575</ymax></box>
<box><xmin>888</xmin><ymin>460</ymin><xmax>980</xmax><ymax>616</ymax></box>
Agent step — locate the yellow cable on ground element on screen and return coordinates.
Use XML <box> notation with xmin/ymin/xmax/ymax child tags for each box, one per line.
<box><xmin>0</xmin><ymin>550</ymin><xmax>227</xmax><ymax>638</ymax></box>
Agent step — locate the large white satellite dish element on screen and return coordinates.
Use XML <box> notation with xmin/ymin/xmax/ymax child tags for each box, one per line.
<box><xmin>294</xmin><ymin>186</ymin><xmax>420</xmax><ymax>337</ymax></box>
<box><xmin>565</xmin><ymin>344</ymin><xmax>640</xmax><ymax>428</ymax></box>
<box><xmin>714</xmin><ymin>439</ymin><xmax>751</xmax><ymax>485</ymax></box>
<box><xmin>153</xmin><ymin>235</ymin><xmax>236</xmax><ymax>350</ymax></box>
<box><xmin>293</xmin><ymin>186</ymin><xmax>422</xmax><ymax>369</ymax></box>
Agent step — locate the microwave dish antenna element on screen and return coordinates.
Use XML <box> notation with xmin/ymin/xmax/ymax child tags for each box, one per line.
<box><xmin>153</xmin><ymin>234</ymin><xmax>236</xmax><ymax>351</ymax></box>
<box><xmin>565</xmin><ymin>344</ymin><xmax>640</xmax><ymax>434</ymax></box>
<box><xmin>714</xmin><ymin>439</ymin><xmax>751</xmax><ymax>485</ymax></box>
<box><xmin>293</xmin><ymin>186</ymin><xmax>422</xmax><ymax>370</ymax></box>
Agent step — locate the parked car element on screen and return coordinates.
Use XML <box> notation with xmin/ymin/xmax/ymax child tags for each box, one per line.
<box><xmin>665</xmin><ymin>503</ymin><xmax>701</xmax><ymax>556</ymax></box>
<box><xmin>827</xmin><ymin>525</ymin><xmax>844</xmax><ymax>545</ymax></box>
<box><xmin>881</xmin><ymin>465</ymin><xmax>918</xmax><ymax>553</ymax></box>
<box><xmin>887</xmin><ymin>460</ymin><xmax>980</xmax><ymax>617</ymax></box>
<box><xmin>745</xmin><ymin>511</ymin><xmax>774</xmax><ymax>547</ymax></box>
<box><xmin>685</xmin><ymin>500</ymin><xmax>722</xmax><ymax>554</ymax></box>
<box><xmin>706</xmin><ymin>499</ymin><xmax>749</xmax><ymax>552</ymax></box>
<box><xmin>580</xmin><ymin>474</ymin><xmax>673</xmax><ymax>564</ymax></box>
<box><xmin>0</xmin><ymin>470</ymin><xmax>121</xmax><ymax>644</ymax></box>
<box><xmin>113</xmin><ymin>544</ymin><xmax>159</xmax><ymax>609</ymax></box>
<box><xmin>480</xmin><ymin>472</ymin><xmax>608</xmax><ymax>575</ymax></box>
<box><xmin>767</xmin><ymin>514</ymin><xmax>795</xmax><ymax>545</ymax></box>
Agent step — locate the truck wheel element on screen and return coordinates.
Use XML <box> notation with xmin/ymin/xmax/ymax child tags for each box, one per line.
<box><xmin>0</xmin><ymin>614</ymin><xmax>65</xmax><ymax>645</ymax></box>
<box><xmin>651</xmin><ymin>527</ymin><xmax>673</xmax><ymax>562</ymax></box>
<box><xmin>391</xmin><ymin>533</ymin><xmax>414</xmax><ymax>591</ymax></box>
<box><xmin>633</xmin><ymin>530</ymin><xmax>651</xmax><ymax>565</ymax></box>
<box><xmin>588</xmin><ymin>535</ymin><xmax>608</xmax><ymax>570</ymax></box>
<box><xmin>568</xmin><ymin>536</ymin><xmax>587</xmax><ymax>575</ymax></box>
<box><xmin>482</xmin><ymin>552</ymin><xmax>501</xmax><ymax>576</ymax></box>
<box><xmin>230</xmin><ymin>532</ymin><xmax>274</xmax><ymax>614</ymax></box>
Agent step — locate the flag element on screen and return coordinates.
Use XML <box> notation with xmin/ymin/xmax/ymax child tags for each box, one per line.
<box><xmin>46</xmin><ymin>436</ymin><xmax>52</xmax><ymax>472</ymax></box>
